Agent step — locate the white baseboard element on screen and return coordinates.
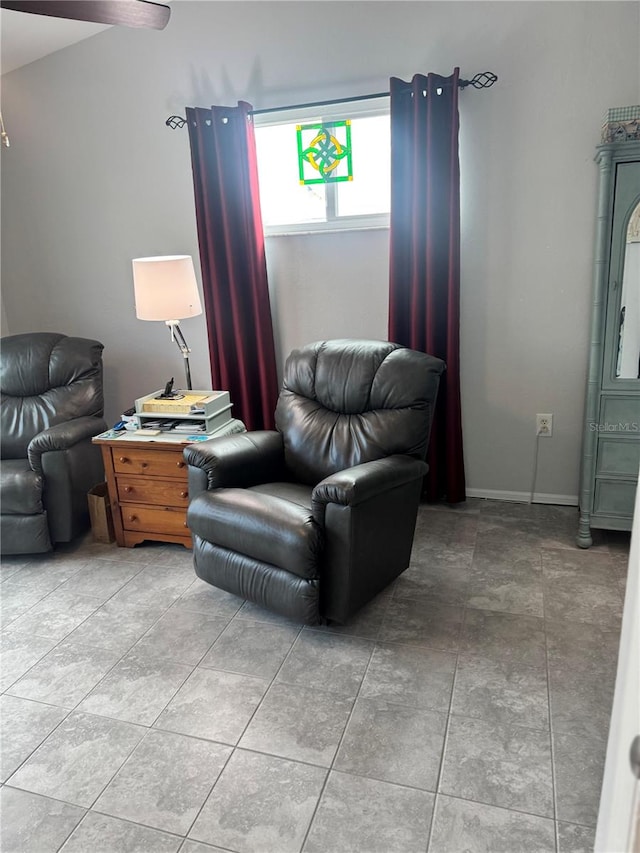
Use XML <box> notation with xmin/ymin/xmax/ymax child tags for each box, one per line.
<box><xmin>465</xmin><ymin>488</ymin><xmax>579</xmax><ymax>507</ymax></box>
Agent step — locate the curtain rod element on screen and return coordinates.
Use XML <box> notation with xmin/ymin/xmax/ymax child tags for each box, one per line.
<box><xmin>165</xmin><ymin>71</ymin><xmax>497</xmax><ymax>129</ymax></box>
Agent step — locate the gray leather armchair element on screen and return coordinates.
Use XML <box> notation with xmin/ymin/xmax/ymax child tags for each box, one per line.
<box><xmin>185</xmin><ymin>339</ymin><xmax>445</xmax><ymax>625</ymax></box>
<box><xmin>1</xmin><ymin>332</ymin><xmax>108</xmax><ymax>555</ymax></box>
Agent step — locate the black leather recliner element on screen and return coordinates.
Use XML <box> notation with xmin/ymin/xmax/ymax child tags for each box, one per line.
<box><xmin>1</xmin><ymin>332</ymin><xmax>108</xmax><ymax>555</ymax></box>
<box><xmin>185</xmin><ymin>339</ymin><xmax>445</xmax><ymax>625</ymax></box>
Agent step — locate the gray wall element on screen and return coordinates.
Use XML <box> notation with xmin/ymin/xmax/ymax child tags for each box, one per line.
<box><xmin>2</xmin><ymin>1</ymin><xmax>639</xmax><ymax>501</ymax></box>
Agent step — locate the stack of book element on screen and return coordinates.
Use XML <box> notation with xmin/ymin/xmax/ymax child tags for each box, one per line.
<box><xmin>134</xmin><ymin>390</ymin><xmax>234</xmax><ymax>435</ymax></box>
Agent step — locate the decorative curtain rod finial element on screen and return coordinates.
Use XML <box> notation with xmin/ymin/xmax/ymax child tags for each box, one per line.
<box><xmin>459</xmin><ymin>72</ymin><xmax>498</xmax><ymax>90</ymax></box>
<box><xmin>166</xmin><ymin>115</ymin><xmax>187</xmax><ymax>130</ymax></box>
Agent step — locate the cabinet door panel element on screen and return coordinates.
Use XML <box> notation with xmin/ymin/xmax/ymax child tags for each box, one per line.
<box><xmin>593</xmin><ymin>479</ymin><xmax>637</xmax><ymax>518</ymax></box>
<box><xmin>603</xmin><ymin>159</ymin><xmax>640</xmax><ymax>390</ymax></box>
<box><xmin>596</xmin><ymin>439</ymin><xmax>640</xmax><ymax>477</ymax></box>
<box><xmin>599</xmin><ymin>396</ymin><xmax>640</xmax><ymax>433</ymax></box>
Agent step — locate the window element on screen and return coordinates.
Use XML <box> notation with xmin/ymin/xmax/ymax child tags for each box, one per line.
<box><xmin>254</xmin><ymin>98</ymin><xmax>390</xmax><ymax>235</ymax></box>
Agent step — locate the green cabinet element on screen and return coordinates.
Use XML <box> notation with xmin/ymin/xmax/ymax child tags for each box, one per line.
<box><xmin>577</xmin><ymin>141</ymin><xmax>640</xmax><ymax>547</ymax></box>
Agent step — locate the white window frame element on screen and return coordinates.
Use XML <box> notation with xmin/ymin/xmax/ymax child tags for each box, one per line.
<box><xmin>254</xmin><ymin>97</ymin><xmax>391</xmax><ymax>237</ymax></box>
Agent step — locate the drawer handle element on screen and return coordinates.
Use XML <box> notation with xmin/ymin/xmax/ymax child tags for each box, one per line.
<box><xmin>180</xmin><ymin>490</ymin><xmax>188</xmax><ymax>499</ymax></box>
<box><xmin>124</xmin><ymin>486</ymin><xmax>133</xmax><ymax>493</ymax></box>
<box><xmin>119</xmin><ymin>456</ymin><xmax>129</xmax><ymax>463</ymax></box>
<box><xmin>183</xmin><ymin>522</ymin><xmax>188</xmax><ymax>528</ymax></box>
<box><xmin>128</xmin><ymin>514</ymin><xmax>138</xmax><ymax>522</ymax></box>
<box><xmin>140</xmin><ymin>462</ymin><xmax>148</xmax><ymax>469</ymax></box>
<box><xmin>176</xmin><ymin>461</ymin><xmax>185</xmax><ymax>469</ymax></box>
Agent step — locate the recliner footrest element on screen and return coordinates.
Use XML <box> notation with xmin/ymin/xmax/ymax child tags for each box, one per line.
<box><xmin>193</xmin><ymin>536</ymin><xmax>321</xmax><ymax>625</ymax></box>
<box><xmin>188</xmin><ymin>488</ymin><xmax>322</xmax><ymax>580</ymax></box>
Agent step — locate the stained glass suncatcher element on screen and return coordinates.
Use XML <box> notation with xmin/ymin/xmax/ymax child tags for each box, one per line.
<box><xmin>297</xmin><ymin>120</ymin><xmax>353</xmax><ymax>184</ymax></box>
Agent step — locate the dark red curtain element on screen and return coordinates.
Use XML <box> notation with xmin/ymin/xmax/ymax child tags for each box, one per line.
<box><xmin>186</xmin><ymin>101</ymin><xmax>278</xmax><ymax>431</ymax></box>
<box><xmin>388</xmin><ymin>70</ymin><xmax>466</xmax><ymax>503</ymax></box>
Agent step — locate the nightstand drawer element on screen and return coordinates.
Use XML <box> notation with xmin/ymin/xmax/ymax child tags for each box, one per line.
<box><xmin>112</xmin><ymin>447</ymin><xmax>188</xmax><ymax>477</ymax></box>
<box><xmin>117</xmin><ymin>476</ymin><xmax>189</xmax><ymax>507</ymax></box>
<box><xmin>121</xmin><ymin>504</ymin><xmax>190</xmax><ymax>536</ymax></box>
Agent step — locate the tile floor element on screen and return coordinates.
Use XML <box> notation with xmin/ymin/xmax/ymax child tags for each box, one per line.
<box><xmin>0</xmin><ymin>499</ymin><xmax>629</xmax><ymax>853</ymax></box>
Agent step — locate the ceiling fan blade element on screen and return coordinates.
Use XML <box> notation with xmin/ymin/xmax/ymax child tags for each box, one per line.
<box><xmin>0</xmin><ymin>0</ymin><xmax>171</xmax><ymax>30</ymax></box>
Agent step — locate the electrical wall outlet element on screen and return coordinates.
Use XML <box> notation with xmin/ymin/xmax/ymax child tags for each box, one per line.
<box><xmin>536</xmin><ymin>413</ymin><xmax>553</xmax><ymax>437</ymax></box>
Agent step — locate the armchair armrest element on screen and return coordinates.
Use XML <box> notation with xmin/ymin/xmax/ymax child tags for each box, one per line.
<box><xmin>183</xmin><ymin>430</ymin><xmax>287</xmax><ymax>493</ymax></box>
<box><xmin>311</xmin><ymin>454</ymin><xmax>427</xmax><ymax>524</ymax></box>
<box><xmin>27</xmin><ymin>416</ymin><xmax>108</xmax><ymax>474</ymax></box>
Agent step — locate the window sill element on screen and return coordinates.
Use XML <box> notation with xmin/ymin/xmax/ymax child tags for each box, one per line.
<box><xmin>264</xmin><ymin>218</ymin><xmax>390</xmax><ymax>238</ymax></box>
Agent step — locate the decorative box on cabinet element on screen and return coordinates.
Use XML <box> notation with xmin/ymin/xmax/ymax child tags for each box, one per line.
<box><xmin>577</xmin><ymin>138</ymin><xmax>640</xmax><ymax>547</ymax></box>
<box><xmin>134</xmin><ymin>389</ymin><xmax>233</xmax><ymax>434</ymax></box>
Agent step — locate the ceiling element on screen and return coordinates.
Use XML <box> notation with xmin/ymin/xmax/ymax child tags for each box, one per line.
<box><xmin>0</xmin><ymin>7</ymin><xmax>112</xmax><ymax>75</ymax></box>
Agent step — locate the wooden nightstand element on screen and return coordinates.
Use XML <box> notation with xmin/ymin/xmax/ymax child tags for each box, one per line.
<box><xmin>93</xmin><ymin>420</ymin><xmax>245</xmax><ymax>548</ymax></box>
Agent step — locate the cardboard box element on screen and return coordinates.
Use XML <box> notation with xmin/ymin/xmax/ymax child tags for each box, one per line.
<box><xmin>88</xmin><ymin>483</ymin><xmax>115</xmax><ymax>544</ymax></box>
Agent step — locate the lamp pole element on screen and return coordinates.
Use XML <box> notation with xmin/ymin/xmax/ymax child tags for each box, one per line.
<box><xmin>166</xmin><ymin>321</ymin><xmax>193</xmax><ymax>390</ymax></box>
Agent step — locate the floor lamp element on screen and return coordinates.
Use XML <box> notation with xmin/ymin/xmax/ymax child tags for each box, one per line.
<box><xmin>132</xmin><ymin>255</ymin><xmax>203</xmax><ymax>390</ymax></box>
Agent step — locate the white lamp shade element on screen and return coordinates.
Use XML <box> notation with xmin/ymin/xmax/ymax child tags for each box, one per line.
<box><xmin>132</xmin><ymin>255</ymin><xmax>202</xmax><ymax>321</ymax></box>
